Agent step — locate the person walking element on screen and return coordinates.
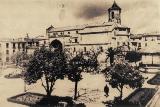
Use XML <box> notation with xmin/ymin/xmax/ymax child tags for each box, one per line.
<box><xmin>104</xmin><ymin>84</ymin><xmax>109</xmax><ymax>97</ymax></box>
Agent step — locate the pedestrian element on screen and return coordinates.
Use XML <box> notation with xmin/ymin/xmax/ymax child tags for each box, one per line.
<box><xmin>104</xmin><ymin>84</ymin><xmax>109</xmax><ymax>97</ymax></box>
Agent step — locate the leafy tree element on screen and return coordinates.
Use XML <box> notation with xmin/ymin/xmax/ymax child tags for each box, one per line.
<box><xmin>24</xmin><ymin>47</ymin><xmax>67</xmax><ymax>97</ymax></box>
<box><xmin>104</xmin><ymin>62</ymin><xmax>144</xmax><ymax>100</ymax></box>
<box><xmin>125</xmin><ymin>51</ymin><xmax>142</xmax><ymax>66</ymax></box>
<box><xmin>67</xmin><ymin>51</ymin><xmax>98</xmax><ymax>100</ymax></box>
<box><xmin>11</xmin><ymin>51</ymin><xmax>31</xmax><ymax>67</ymax></box>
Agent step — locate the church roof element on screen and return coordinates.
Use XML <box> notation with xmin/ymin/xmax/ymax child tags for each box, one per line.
<box><xmin>49</xmin><ymin>25</ymin><xmax>86</xmax><ymax>32</ymax></box>
<box><xmin>108</xmin><ymin>1</ymin><xmax>121</xmax><ymax>10</ymax></box>
<box><xmin>47</xmin><ymin>22</ymin><xmax>129</xmax><ymax>33</ymax></box>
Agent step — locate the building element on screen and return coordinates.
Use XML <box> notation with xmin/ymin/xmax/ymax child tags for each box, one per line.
<box><xmin>46</xmin><ymin>1</ymin><xmax>131</xmax><ymax>54</ymax></box>
<box><xmin>0</xmin><ymin>35</ymin><xmax>48</xmax><ymax>66</ymax></box>
<box><xmin>0</xmin><ymin>38</ymin><xmax>26</xmax><ymax>66</ymax></box>
<box><xmin>130</xmin><ymin>33</ymin><xmax>160</xmax><ymax>66</ymax></box>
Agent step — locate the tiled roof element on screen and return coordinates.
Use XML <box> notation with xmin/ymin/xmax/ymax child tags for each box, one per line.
<box><xmin>35</xmin><ymin>35</ymin><xmax>48</xmax><ymax>40</ymax></box>
<box><xmin>130</xmin><ymin>34</ymin><xmax>143</xmax><ymax>39</ymax></box>
<box><xmin>47</xmin><ymin>22</ymin><xmax>129</xmax><ymax>33</ymax></box>
<box><xmin>49</xmin><ymin>25</ymin><xmax>86</xmax><ymax>32</ymax></box>
<box><xmin>130</xmin><ymin>32</ymin><xmax>160</xmax><ymax>38</ymax></box>
<box><xmin>142</xmin><ymin>32</ymin><xmax>160</xmax><ymax>37</ymax></box>
<box><xmin>139</xmin><ymin>47</ymin><xmax>160</xmax><ymax>53</ymax></box>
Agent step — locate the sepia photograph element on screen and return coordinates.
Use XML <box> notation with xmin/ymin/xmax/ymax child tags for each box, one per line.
<box><xmin>0</xmin><ymin>0</ymin><xmax>160</xmax><ymax>107</ymax></box>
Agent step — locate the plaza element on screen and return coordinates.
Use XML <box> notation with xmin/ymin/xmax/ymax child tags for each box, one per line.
<box><xmin>0</xmin><ymin>66</ymin><xmax>159</xmax><ymax>107</ymax></box>
<box><xmin>0</xmin><ymin>1</ymin><xmax>159</xmax><ymax>107</ymax></box>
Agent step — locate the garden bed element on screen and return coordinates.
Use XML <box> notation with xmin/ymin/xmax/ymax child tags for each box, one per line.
<box><xmin>4</xmin><ymin>72</ymin><xmax>22</xmax><ymax>79</ymax></box>
<box><xmin>147</xmin><ymin>74</ymin><xmax>160</xmax><ymax>85</ymax></box>
<box><xmin>113</xmin><ymin>88</ymin><xmax>157</xmax><ymax>107</ymax></box>
<box><xmin>7</xmin><ymin>92</ymin><xmax>85</xmax><ymax>107</ymax></box>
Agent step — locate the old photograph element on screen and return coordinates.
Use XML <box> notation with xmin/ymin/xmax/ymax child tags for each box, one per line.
<box><xmin>0</xmin><ymin>0</ymin><xmax>160</xmax><ymax>107</ymax></box>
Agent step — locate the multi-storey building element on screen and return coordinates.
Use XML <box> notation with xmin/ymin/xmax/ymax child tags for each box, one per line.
<box><xmin>0</xmin><ymin>38</ymin><xmax>27</xmax><ymax>65</ymax></box>
<box><xmin>0</xmin><ymin>35</ymin><xmax>48</xmax><ymax>66</ymax></box>
<box><xmin>130</xmin><ymin>33</ymin><xmax>160</xmax><ymax>51</ymax></box>
<box><xmin>130</xmin><ymin>33</ymin><xmax>160</xmax><ymax>66</ymax></box>
<box><xmin>46</xmin><ymin>1</ymin><xmax>131</xmax><ymax>53</ymax></box>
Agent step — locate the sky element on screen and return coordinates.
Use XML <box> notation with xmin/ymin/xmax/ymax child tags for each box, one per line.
<box><xmin>0</xmin><ymin>0</ymin><xmax>160</xmax><ymax>38</ymax></box>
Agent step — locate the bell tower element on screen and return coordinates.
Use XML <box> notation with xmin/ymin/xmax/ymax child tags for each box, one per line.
<box><xmin>108</xmin><ymin>1</ymin><xmax>121</xmax><ymax>24</ymax></box>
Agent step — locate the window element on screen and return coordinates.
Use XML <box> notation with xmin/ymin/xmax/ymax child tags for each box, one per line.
<box><xmin>119</xmin><ymin>28</ymin><xmax>126</xmax><ymax>31</ymax></box>
<box><xmin>6</xmin><ymin>50</ymin><xmax>9</xmax><ymax>54</ymax></box>
<box><xmin>6</xmin><ymin>43</ymin><xmax>9</xmax><ymax>48</ymax></box>
<box><xmin>112</xmin><ymin>37</ymin><xmax>116</xmax><ymax>40</ymax></box>
<box><xmin>138</xmin><ymin>43</ymin><xmax>141</xmax><ymax>47</ymax></box>
<box><xmin>132</xmin><ymin>42</ymin><xmax>137</xmax><ymax>46</ymax></box>
<box><xmin>145</xmin><ymin>43</ymin><xmax>147</xmax><ymax>47</ymax></box>
<box><xmin>117</xmin><ymin>42</ymin><xmax>120</xmax><ymax>46</ymax></box>
<box><xmin>157</xmin><ymin>37</ymin><xmax>160</xmax><ymax>40</ymax></box>
<box><xmin>60</xmin><ymin>32</ymin><xmax>64</xmax><ymax>35</ymax></box>
<box><xmin>13</xmin><ymin>43</ymin><xmax>16</xmax><ymax>48</ymax></box>
<box><xmin>76</xmin><ymin>31</ymin><xmax>78</xmax><ymax>34</ymax></box>
<box><xmin>73</xmin><ymin>47</ymin><xmax>76</xmax><ymax>52</ymax></box>
<box><xmin>111</xmin><ymin>12</ymin><xmax>114</xmax><ymax>18</ymax></box>
<box><xmin>68</xmin><ymin>32</ymin><xmax>70</xmax><ymax>34</ymax></box>
<box><xmin>36</xmin><ymin>42</ymin><xmax>39</xmax><ymax>46</ymax></box>
<box><xmin>22</xmin><ymin>43</ymin><xmax>25</xmax><ymax>48</ymax></box>
<box><xmin>28</xmin><ymin>42</ymin><xmax>32</xmax><ymax>46</ymax></box>
<box><xmin>18</xmin><ymin>43</ymin><xmax>21</xmax><ymax>49</ymax></box>
<box><xmin>145</xmin><ymin>37</ymin><xmax>147</xmax><ymax>41</ymax></box>
<box><xmin>44</xmin><ymin>41</ymin><xmax>46</xmax><ymax>44</ymax></box>
<box><xmin>6</xmin><ymin>57</ymin><xmax>9</xmax><ymax>62</ymax></box>
<box><xmin>13</xmin><ymin>50</ymin><xmax>15</xmax><ymax>53</ymax></box>
<box><xmin>75</xmin><ymin>38</ymin><xmax>78</xmax><ymax>43</ymax></box>
<box><xmin>84</xmin><ymin>47</ymin><xmax>86</xmax><ymax>52</ymax></box>
<box><xmin>127</xmin><ymin>29</ymin><xmax>130</xmax><ymax>33</ymax></box>
<box><xmin>53</xmin><ymin>33</ymin><xmax>56</xmax><ymax>36</ymax></box>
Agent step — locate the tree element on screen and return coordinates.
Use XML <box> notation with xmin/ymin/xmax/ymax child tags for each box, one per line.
<box><xmin>106</xmin><ymin>47</ymin><xmax>123</xmax><ymax>66</ymax></box>
<box><xmin>125</xmin><ymin>51</ymin><xmax>142</xmax><ymax>67</ymax></box>
<box><xmin>24</xmin><ymin>47</ymin><xmax>67</xmax><ymax>97</ymax></box>
<box><xmin>104</xmin><ymin>62</ymin><xmax>144</xmax><ymax>100</ymax></box>
<box><xmin>67</xmin><ymin>51</ymin><xmax>98</xmax><ymax>100</ymax></box>
<box><xmin>11</xmin><ymin>51</ymin><xmax>31</xmax><ymax>67</ymax></box>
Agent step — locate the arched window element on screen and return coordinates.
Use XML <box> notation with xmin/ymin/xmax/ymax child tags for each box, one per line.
<box><xmin>111</xmin><ymin>12</ymin><xmax>114</xmax><ymax>18</ymax></box>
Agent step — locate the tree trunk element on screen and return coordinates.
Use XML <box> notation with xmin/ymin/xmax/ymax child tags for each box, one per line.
<box><xmin>45</xmin><ymin>78</ymin><xmax>54</xmax><ymax>98</ymax></box>
<box><xmin>110</xmin><ymin>56</ymin><xmax>114</xmax><ymax>66</ymax></box>
<box><xmin>74</xmin><ymin>81</ymin><xmax>78</xmax><ymax>100</ymax></box>
<box><xmin>47</xmin><ymin>90</ymin><xmax>51</xmax><ymax>97</ymax></box>
<box><xmin>119</xmin><ymin>86</ymin><xmax>123</xmax><ymax>100</ymax></box>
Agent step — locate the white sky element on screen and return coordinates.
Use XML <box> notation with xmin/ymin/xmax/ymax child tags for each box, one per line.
<box><xmin>0</xmin><ymin>0</ymin><xmax>159</xmax><ymax>38</ymax></box>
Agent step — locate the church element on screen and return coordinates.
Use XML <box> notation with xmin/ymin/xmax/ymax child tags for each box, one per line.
<box><xmin>46</xmin><ymin>1</ymin><xmax>131</xmax><ymax>53</ymax></box>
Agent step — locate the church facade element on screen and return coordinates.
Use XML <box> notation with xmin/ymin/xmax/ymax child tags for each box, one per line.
<box><xmin>46</xmin><ymin>2</ymin><xmax>131</xmax><ymax>53</ymax></box>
